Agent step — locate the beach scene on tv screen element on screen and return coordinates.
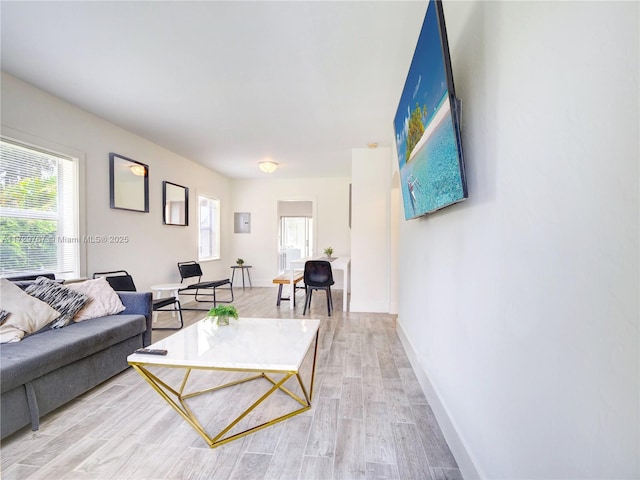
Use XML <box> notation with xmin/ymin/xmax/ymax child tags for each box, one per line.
<box><xmin>393</xmin><ymin>0</ymin><xmax>465</xmax><ymax>219</ymax></box>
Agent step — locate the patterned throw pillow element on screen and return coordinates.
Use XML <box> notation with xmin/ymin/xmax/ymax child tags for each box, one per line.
<box><xmin>25</xmin><ymin>276</ymin><xmax>90</xmax><ymax>329</ymax></box>
<box><xmin>0</xmin><ymin>310</ymin><xmax>9</xmax><ymax>323</ymax></box>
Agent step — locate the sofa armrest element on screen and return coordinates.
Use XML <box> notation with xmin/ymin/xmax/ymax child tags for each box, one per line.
<box><xmin>117</xmin><ymin>291</ymin><xmax>153</xmax><ymax>346</ymax></box>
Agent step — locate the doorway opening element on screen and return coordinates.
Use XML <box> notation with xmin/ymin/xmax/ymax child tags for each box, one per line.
<box><xmin>277</xmin><ymin>201</ymin><xmax>313</xmax><ymax>273</ymax></box>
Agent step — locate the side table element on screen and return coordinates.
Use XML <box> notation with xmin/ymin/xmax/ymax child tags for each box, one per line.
<box><xmin>150</xmin><ymin>283</ymin><xmax>183</xmax><ymax>323</ymax></box>
<box><xmin>230</xmin><ymin>265</ymin><xmax>252</xmax><ymax>290</ymax></box>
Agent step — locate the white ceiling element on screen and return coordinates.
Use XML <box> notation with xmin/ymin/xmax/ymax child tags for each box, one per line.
<box><xmin>1</xmin><ymin>1</ymin><xmax>428</xmax><ymax>179</ymax></box>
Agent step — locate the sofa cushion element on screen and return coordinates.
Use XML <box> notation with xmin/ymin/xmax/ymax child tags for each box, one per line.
<box><xmin>66</xmin><ymin>277</ymin><xmax>126</xmax><ymax>321</ymax></box>
<box><xmin>25</xmin><ymin>277</ymin><xmax>90</xmax><ymax>328</ymax></box>
<box><xmin>0</xmin><ymin>278</ymin><xmax>61</xmax><ymax>343</ymax></box>
<box><xmin>0</xmin><ymin>314</ymin><xmax>146</xmax><ymax>393</ymax></box>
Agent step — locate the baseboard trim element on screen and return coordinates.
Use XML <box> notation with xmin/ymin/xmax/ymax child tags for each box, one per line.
<box><xmin>349</xmin><ymin>299</ymin><xmax>389</xmax><ymax>313</ymax></box>
<box><xmin>396</xmin><ymin>320</ymin><xmax>483</xmax><ymax>480</ymax></box>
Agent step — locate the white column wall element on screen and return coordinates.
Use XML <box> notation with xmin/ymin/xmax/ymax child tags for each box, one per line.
<box><xmin>350</xmin><ymin>147</ymin><xmax>391</xmax><ymax>313</ymax></box>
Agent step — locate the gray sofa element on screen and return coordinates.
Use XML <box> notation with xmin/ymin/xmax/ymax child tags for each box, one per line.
<box><xmin>0</xmin><ymin>290</ymin><xmax>152</xmax><ymax>440</ymax></box>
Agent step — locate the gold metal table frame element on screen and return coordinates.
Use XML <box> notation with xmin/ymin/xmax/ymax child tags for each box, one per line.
<box><xmin>129</xmin><ymin>330</ymin><xmax>318</xmax><ymax>448</ymax></box>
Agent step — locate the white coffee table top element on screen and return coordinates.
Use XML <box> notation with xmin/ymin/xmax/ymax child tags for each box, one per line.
<box><xmin>128</xmin><ymin>317</ymin><xmax>320</xmax><ymax>372</ymax></box>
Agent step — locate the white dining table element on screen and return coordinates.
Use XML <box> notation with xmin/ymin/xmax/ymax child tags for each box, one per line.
<box><xmin>289</xmin><ymin>256</ymin><xmax>350</xmax><ymax>312</ymax></box>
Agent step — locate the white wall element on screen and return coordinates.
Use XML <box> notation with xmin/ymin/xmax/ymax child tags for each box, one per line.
<box><xmin>397</xmin><ymin>2</ymin><xmax>639</xmax><ymax>479</ymax></box>
<box><xmin>350</xmin><ymin>147</ymin><xmax>392</xmax><ymax>312</ymax></box>
<box><xmin>1</xmin><ymin>73</ymin><xmax>233</xmax><ymax>290</ymax></box>
<box><xmin>230</xmin><ymin>177</ymin><xmax>351</xmax><ymax>287</ymax></box>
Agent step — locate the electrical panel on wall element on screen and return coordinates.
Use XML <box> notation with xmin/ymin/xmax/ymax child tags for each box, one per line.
<box><xmin>234</xmin><ymin>212</ymin><xmax>251</xmax><ymax>233</ymax></box>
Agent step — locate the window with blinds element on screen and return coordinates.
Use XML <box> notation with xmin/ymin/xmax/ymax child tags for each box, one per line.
<box><xmin>198</xmin><ymin>195</ymin><xmax>220</xmax><ymax>261</ymax></box>
<box><xmin>0</xmin><ymin>139</ymin><xmax>80</xmax><ymax>278</ymax></box>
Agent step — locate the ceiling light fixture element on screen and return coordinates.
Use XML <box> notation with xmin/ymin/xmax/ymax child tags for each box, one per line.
<box><xmin>130</xmin><ymin>164</ymin><xmax>147</xmax><ymax>176</ymax></box>
<box><xmin>259</xmin><ymin>161</ymin><xmax>278</xmax><ymax>173</ymax></box>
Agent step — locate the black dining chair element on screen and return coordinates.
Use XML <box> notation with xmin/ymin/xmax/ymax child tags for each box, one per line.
<box><xmin>93</xmin><ymin>270</ymin><xmax>183</xmax><ymax>330</ymax></box>
<box><xmin>302</xmin><ymin>260</ymin><xmax>335</xmax><ymax>316</ymax></box>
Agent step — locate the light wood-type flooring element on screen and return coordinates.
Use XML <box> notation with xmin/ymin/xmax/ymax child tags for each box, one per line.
<box><xmin>1</xmin><ymin>285</ymin><xmax>462</xmax><ymax>480</ymax></box>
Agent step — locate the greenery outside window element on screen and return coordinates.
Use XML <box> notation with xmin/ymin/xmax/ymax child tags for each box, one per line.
<box><xmin>198</xmin><ymin>195</ymin><xmax>220</xmax><ymax>261</ymax></box>
<box><xmin>0</xmin><ymin>138</ymin><xmax>80</xmax><ymax>278</ymax></box>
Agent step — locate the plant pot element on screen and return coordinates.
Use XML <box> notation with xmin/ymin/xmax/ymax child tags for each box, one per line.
<box><xmin>216</xmin><ymin>315</ymin><xmax>230</xmax><ymax>326</ymax></box>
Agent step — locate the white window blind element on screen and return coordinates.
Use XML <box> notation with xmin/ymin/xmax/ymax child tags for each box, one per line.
<box><xmin>0</xmin><ymin>139</ymin><xmax>80</xmax><ymax>278</ymax></box>
<box><xmin>198</xmin><ymin>195</ymin><xmax>220</xmax><ymax>261</ymax></box>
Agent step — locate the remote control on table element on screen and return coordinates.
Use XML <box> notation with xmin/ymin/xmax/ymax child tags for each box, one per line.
<box><xmin>135</xmin><ymin>348</ymin><xmax>168</xmax><ymax>355</ymax></box>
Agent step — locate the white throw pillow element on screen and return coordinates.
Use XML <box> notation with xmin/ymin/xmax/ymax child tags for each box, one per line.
<box><xmin>0</xmin><ymin>278</ymin><xmax>60</xmax><ymax>343</ymax></box>
<box><xmin>66</xmin><ymin>277</ymin><xmax>126</xmax><ymax>321</ymax></box>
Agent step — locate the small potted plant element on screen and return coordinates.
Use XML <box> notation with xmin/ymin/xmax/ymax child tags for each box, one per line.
<box><xmin>207</xmin><ymin>304</ymin><xmax>239</xmax><ymax>326</ymax></box>
<box><xmin>236</xmin><ymin>258</ymin><xmax>245</xmax><ymax>266</ymax></box>
<box><xmin>323</xmin><ymin>247</ymin><xmax>334</xmax><ymax>259</ymax></box>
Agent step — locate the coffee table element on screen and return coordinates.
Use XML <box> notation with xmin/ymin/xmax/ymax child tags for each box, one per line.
<box><xmin>127</xmin><ymin>317</ymin><xmax>320</xmax><ymax>448</ymax></box>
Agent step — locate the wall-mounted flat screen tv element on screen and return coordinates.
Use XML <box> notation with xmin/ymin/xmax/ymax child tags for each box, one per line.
<box><xmin>393</xmin><ymin>0</ymin><xmax>467</xmax><ymax>220</ymax></box>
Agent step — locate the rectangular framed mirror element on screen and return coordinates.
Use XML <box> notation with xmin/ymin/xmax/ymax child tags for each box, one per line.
<box><xmin>163</xmin><ymin>181</ymin><xmax>189</xmax><ymax>226</ymax></box>
<box><xmin>109</xmin><ymin>153</ymin><xmax>149</xmax><ymax>212</ymax></box>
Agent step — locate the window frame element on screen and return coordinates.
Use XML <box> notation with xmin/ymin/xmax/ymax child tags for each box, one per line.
<box><xmin>198</xmin><ymin>194</ymin><xmax>220</xmax><ymax>262</ymax></box>
<box><xmin>0</xmin><ymin>134</ymin><xmax>84</xmax><ymax>280</ymax></box>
